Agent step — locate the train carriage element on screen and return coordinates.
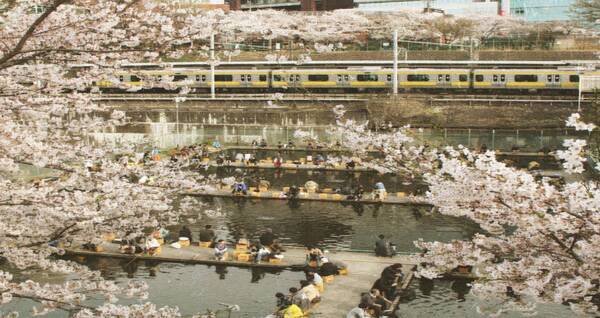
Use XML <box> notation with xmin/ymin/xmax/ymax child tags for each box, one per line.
<box><xmin>472</xmin><ymin>69</ymin><xmax>581</xmax><ymax>90</ymax></box>
<box><xmin>398</xmin><ymin>69</ymin><xmax>471</xmax><ymax>89</ymax></box>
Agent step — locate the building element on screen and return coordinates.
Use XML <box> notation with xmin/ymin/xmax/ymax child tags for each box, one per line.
<box><xmin>510</xmin><ymin>0</ymin><xmax>576</xmax><ymax>22</ymax></box>
<box><xmin>354</xmin><ymin>0</ymin><xmax>577</xmax><ymax>22</ymax></box>
<box><xmin>356</xmin><ymin>0</ymin><xmax>501</xmax><ymax>16</ymax></box>
<box><xmin>230</xmin><ymin>0</ymin><xmax>353</xmax><ymax>11</ymax></box>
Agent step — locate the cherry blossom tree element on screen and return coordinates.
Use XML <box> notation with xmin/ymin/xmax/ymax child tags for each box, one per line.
<box><xmin>332</xmin><ymin>109</ymin><xmax>599</xmax><ymax>316</ymax></box>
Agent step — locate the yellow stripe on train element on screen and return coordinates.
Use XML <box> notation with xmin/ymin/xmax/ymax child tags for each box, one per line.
<box><xmin>350</xmin><ymin>82</ymin><xmax>386</xmax><ymax>87</ymax></box>
<box><xmin>506</xmin><ymin>82</ymin><xmax>546</xmax><ymax>87</ymax></box>
<box><xmin>301</xmin><ymin>81</ymin><xmax>337</xmax><ymax>86</ymax></box>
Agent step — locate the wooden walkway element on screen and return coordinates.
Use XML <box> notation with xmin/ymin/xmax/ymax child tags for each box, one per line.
<box><xmin>184</xmin><ymin>186</ymin><xmax>430</xmax><ymax>206</ymax></box>
<box><xmin>207</xmin><ymin>160</ymin><xmax>372</xmax><ymax>172</ymax></box>
<box><xmin>66</xmin><ymin>241</ymin><xmax>417</xmax><ymax>317</ymax></box>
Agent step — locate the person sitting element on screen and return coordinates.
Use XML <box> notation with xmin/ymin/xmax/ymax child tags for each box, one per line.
<box><xmin>232</xmin><ymin>181</ymin><xmax>248</xmax><ymax>195</ymax></box>
<box><xmin>212</xmin><ymin>139</ymin><xmax>221</xmax><ymax>149</ymax></box>
<box><xmin>145</xmin><ymin>236</ymin><xmax>161</xmax><ymax>255</ymax></box>
<box><xmin>277</xmin><ymin>141</ymin><xmax>283</xmax><ymax>149</ymax></box>
<box><xmin>313</xmin><ymin>154</ymin><xmax>325</xmax><ymax>166</ymax></box>
<box><xmin>373</xmin><ymin>182</ymin><xmax>386</xmax><ymax>200</ymax></box>
<box><xmin>198</xmin><ymin>224</ymin><xmax>215</xmax><ymax>245</ymax></box>
<box><xmin>251</xmin><ymin>139</ymin><xmax>258</xmax><ymax>148</ymax></box>
<box><xmin>346</xmin><ymin>302</ymin><xmax>371</xmax><ymax>318</ymax></box>
<box><xmin>215</xmin><ymin>154</ymin><xmax>224</xmax><ymax>166</ymax></box>
<box><xmin>318</xmin><ymin>257</ymin><xmax>340</xmax><ymax>276</ymax></box>
<box><xmin>259</xmin><ymin>228</ymin><xmax>276</xmax><ymax>248</ymax></box>
<box><xmin>248</xmin><ymin>154</ymin><xmax>258</xmax><ymax>165</ymax></box>
<box><xmin>179</xmin><ymin>225</ymin><xmax>193</xmax><ymax>243</ymax></box>
<box><xmin>214</xmin><ymin>239</ymin><xmax>228</xmax><ymax>260</ymax></box>
<box><xmin>259</xmin><ymin>138</ymin><xmax>268</xmax><ymax>148</ymax></box>
<box><xmin>255</xmin><ymin>245</ymin><xmax>273</xmax><ymax>263</ymax></box>
<box><xmin>234</xmin><ymin>152</ymin><xmax>244</xmax><ymax>162</ymax></box>
<box><xmin>346</xmin><ymin>160</ymin><xmax>356</xmax><ymax>170</ymax></box>
<box><xmin>304</xmin><ymin>180</ymin><xmax>319</xmax><ymax>193</ymax></box>
<box><xmin>305</xmin><ymin>245</ymin><xmax>324</xmax><ymax>267</ymax></box>
<box><xmin>119</xmin><ymin>238</ymin><xmax>142</xmax><ymax>254</ymax></box>
<box><xmin>281</xmin><ymin>302</ymin><xmax>303</xmax><ymax>318</ymax></box>
<box><xmin>375</xmin><ymin>234</ymin><xmax>394</xmax><ymax>257</ymax></box>
<box><xmin>299</xmin><ymin>280</ymin><xmax>320</xmax><ymax>304</ymax></box>
<box><xmin>274</xmin><ymin>156</ymin><xmax>283</xmax><ymax>168</ymax></box>
<box><xmin>287</xmin><ymin>140</ymin><xmax>295</xmax><ymax>149</ymax></box>
<box><xmin>275</xmin><ymin>292</ymin><xmax>288</xmax><ymax>311</ymax></box>
<box><xmin>306</xmin><ymin>271</ymin><xmax>324</xmax><ymax>293</ymax></box>
<box><xmin>285</xmin><ymin>185</ymin><xmax>300</xmax><ymax>200</ymax></box>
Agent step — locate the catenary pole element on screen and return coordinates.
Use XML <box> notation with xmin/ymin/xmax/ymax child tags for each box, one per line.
<box><xmin>393</xmin><ymin>29</ymin><xmax>398</xmax><ymax>95</ymax></box>
<box><xmin>210</xmin><ymin>32</ymin><xmax>216</xmax><ymax>99</ymax></box>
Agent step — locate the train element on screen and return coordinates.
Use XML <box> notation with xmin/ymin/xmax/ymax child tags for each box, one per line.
<box><xmin>93</xmin><ymin>66</ymin><xmax>596</xmax><ymax>93</ymax></box>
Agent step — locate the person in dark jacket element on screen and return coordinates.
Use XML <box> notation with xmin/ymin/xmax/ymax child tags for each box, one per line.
<box><xmin>198</xmin><ymin>224</ymin><xmax>215</xmax><ymax>243</ymax></box>
<box><xmin>179</xmin><ymin>225</ymin><xmax>193</xmax><ymax>242</ymax></box>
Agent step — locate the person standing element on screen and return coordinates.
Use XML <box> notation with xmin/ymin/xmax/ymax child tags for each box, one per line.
<box><xmin>346</xmin><ymin>303</ymin><xmax>371</xmax><ymax>318</ymax></box>
<box><xmin>375</xmin><ymin>234</ymin><xmax>392</xmax><ymax>257</ymax></box>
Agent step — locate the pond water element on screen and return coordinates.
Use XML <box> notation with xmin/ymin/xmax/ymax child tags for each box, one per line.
<box><xmin>173</xmin><ymin>197</ymin><xmax>478</xmax><ymax>253</ymax></box>
<box><xmin>397</xmin><ymin>278</ymin><xmax>574</xmax><ymax>318</ymax></box>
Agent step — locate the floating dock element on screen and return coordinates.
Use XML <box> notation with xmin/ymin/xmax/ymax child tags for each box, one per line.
<box><xmin>65</xmin><ymin>241</ymin><xmax>417</xmax><ymax>317</ymax></box>
<box><xmin>184</xmin><ymin>186</ymin><xmax>430</xmax><ymax>206</ymax></box>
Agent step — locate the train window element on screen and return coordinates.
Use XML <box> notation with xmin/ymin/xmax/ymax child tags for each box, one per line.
<box><xmin>475</xmin><ymin>75</ymin><xmax>484</xmax><ymax>82</ymax></box>
<box><xmin>337</xmin><ymin>75</ymin><xmax>342</xmax><ymax>81</ymax></box>
<box><xmin>202</xmin><ymin>75</ymin><xmax>206</xmax><ymax>81</ymax></box>
<box><xmin>296</xmin><ymin>75</ymin><xmax>300</xmax><ymax>81</ymax></box>
<box><xmin>130</xmin><ymin>75</ymin><xmax>141</xmax><ymax>82</ymax></box>
<box><xmin>195</xmin><ymin>75</ymin><xmax>201</xmax><ymax>81</ymax></box>
<box><xmin>407</xmin><ymin>74</ymin><xmax>429</xmax><ymax>82</ymax></box>
<box><xmin>308</xmin><ymin>74</ymin><xmax>328</xmax><ymax>81</ymax></box>
<box><xmin>438</xmin><ymin>74</ymin><xmax>443</xmax><ymax>82</ymax></box>
<box><xmin>214</xmin><ymin>75</ymin><xmax>233</xmax><ymax>81</ymax></box>
<box><xmin>547</xmin><ymin>75</ymin><xmax>552</xmax><ymax>82</ymax></box>
<box><xmin>387</xmin><ymin>75</ymin><xmax>392</xmax><ymax>81</ymax></box>
<box><xmin>241</xmin><ymin>75</ymin><xmax>245</xmax><ymax>81</ymax></box>
<box><xmin>259</xmin><ymin>75</ymin><xmax>267</xmax><ymax>81</ymax></box>
<box><xmin>173</xmin><ymin>75</ymin><xmax>187</xmax><ymax>82</ymax></box>
<box><xmin>570</xmin><ymin>75</ymin><xmax>579</xmax><ymax>82</ymax></box>
<box><xmin>344</xmin><ymin>75</ymin><xmax>349</xmax><ymax>81</ymax></box>
<box><xmin>357</xmin><ymin>74</ymin><xmax>378</xmax><ymax>81</ymax></box>
<box><xmin>289</xmin><ymin>75</ymin><xmax>294</xmax><ymax>81</ymax></box>
<box><xmin>119</xmin><ymin>75</ymin><xmax>124</xmax><ymax>82</ymax></box>
<box><xmin>273</xmin><ymin>75</ymin><xmax>282</xmax><ymax>81</ymax></box>
<box><xmin>555</xmin><ymin>75</ymin><xmax>560</xmax><ymax>82</ymax></box>
<box><xmin>459</xmin><ymin>75</ymin><xmax>468</xmax><ymax>82</ymax></box>
<box><xmin>500</xmin><ymin>75</ymin><xmax>505</xmax><ymax>82</ymax></box>
<box><xmin>157</xmin><ymin>75</ymin><xmax>162</xmax><ymax>81</ymax></box>
<box><xmin>247</xmin><ymin>75</ymin><xmax>252</xmax><ymax>81</ymax></box>
<box><xmin>493</xmin><ymin>75</ymin><xmax>498</xmax><ymax>82</ymax></box>
<box><xmin>445</xmin><ymin>74</ymin><xmax>450</xmax><ymax>82</ymax></box>
<box><xmin>514</xmin><ymin>75</ymin><xmax>538</xmax><ymax>82</ymax></box>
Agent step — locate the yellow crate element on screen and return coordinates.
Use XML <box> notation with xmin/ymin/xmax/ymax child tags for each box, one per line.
<box><xmin>318</xmin><ymin>193</ymin><xmax>329</xmax><ymax>199</ymax></box>
<box><xmin>101</xmin><ymin>233</ymin><xmax>116</xmax><ymax>242</ymax></box>
<box><xmin>237</xmin><ymin>253</ymin><xmax>251</xmax><ymax>262</ymax></box>
<box><xmin>199</xmin><ymin>241</ymin><xmax>211</xmax><ymax>248</ymax></box>
<box><xmin>259</xmin><ymin>187</ymin><xmax>268</xmax><ymax>192</ymax></box>
<box><xmin>269</xmin><ymin>258</ymin><xmax>282</xmax><ymax>264</ymax></box>
<box><xmin>396</xmin><ymin>192</ymin><xmax>406</xmax><ymax>198</ymax></box>
<box><xmin>282</xmin><ymin>187</ymin><xmax>290</xmax><ymax>192</ymax></box>
<box><xmin>323</xmin><ymin>275</ymin><xmax>334</xmax><ymax>283</ymax></box>
<box><xmin>94</xmin><ymin>245</ymin><xmax>105</xmax><ymax>253</ymax></box>
<box><xmin>179</xmin><ymin>239</ymin><xmax>190</xmax><ymax>247</ymax></box>
<box><xmin>251</xmin><ymin>191</ymin><xmax>261</xmax><ymax>197</ymax></box>
<box><xmin>339</xmin><ymin>268</ymin><xmax>349</xmax><ymax>275</ymax></box>
<box><xmin>148</xmin><ymin>246</ymin><xmax>161</xmax><ymax>256</ymax></box>
<box><xmin>236</xmin><ymin>244</ymin><xmax>248</xmax><ymax>251</ymax></box>
<box><xmin>322</xmin><ymin>188</ymin><xmax>333</xmax><ymax>193</ymax></box>
<box><xmin>157</xmin><ymin>238</ymin><xmax>165</xmax><ymax>245</ymax></box>
<box><xmin>332</xmin><ymin>194</ymin><xmax>343</xmax><ymax>200</ymax></box>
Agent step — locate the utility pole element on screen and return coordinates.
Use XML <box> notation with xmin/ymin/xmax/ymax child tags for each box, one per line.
<box><xmin>393</xmin><ymin>29</ymin><xmax>398</xmax><ymax>95</ymax></box>
<box><xmin>210</xmin><ymin>32</ymin><xmax>216</xmax><ymax>99</ymax></box>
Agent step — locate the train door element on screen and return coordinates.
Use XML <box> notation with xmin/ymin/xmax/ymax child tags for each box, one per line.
<box><xmin>336</xmin><ymin>74</ymin><xmax>350</xmax><ymax>88</ymax></box>
<box><xmin>546</xmin><ymin>74</ymin><xmax>560</xmax><ymax>88</ymax></box>
<box><xmin>437</xmin><ymin>73</ymin><xmax>451</xmax><ymax>88</ymax></box>
<box><xmin>288</xmin><ymin>73</ymin><xmax>299</xmax><ymax>90</ymax></box>
<box><xmin>492</xmin><ymin>74</ymin><xmax>506</xmax><ymax>88</ymax></box>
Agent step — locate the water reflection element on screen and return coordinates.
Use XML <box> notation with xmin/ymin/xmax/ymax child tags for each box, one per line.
<box><xmin>398</xmin><ymin>278</ymin><xmax>574</xmax><ymax>318</ymax></box>
<box><xmin>179</xmin><ymin>198</ymin><xmax>479</xmax><ymax>252</ymax></box>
